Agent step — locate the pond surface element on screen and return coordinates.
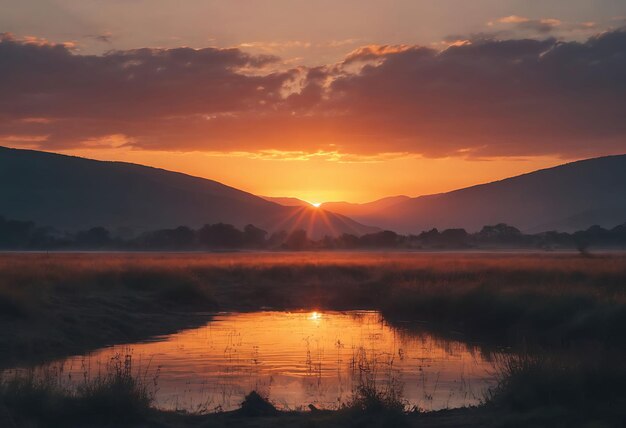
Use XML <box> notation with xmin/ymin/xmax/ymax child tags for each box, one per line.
<box><xmin>24</xmin><ymin>311</ymin><xmax>503</xmax><ymax>412</ymax></box>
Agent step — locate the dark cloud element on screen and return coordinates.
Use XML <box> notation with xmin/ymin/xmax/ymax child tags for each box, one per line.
<box><xmin>313</xmin><ymin>30</ymin><xmax>626</xmax><ymax>157</ymax></box>
<box><xmin>0</xmin><ymin>32</ymin><xmax>290</xmax><ymax>148</ymax></box>
<box><xmin>1</xmin><ymin>30</ymin><xmax>625</xmax><ymax>158</ymax></box>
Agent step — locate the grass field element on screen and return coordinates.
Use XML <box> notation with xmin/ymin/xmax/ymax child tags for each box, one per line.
<box><xmin>1</xmin><ymin>251</ymin><xmax>625</xmax><ymax>427</ymax></box>
<box><xmin>1</xmin><ymin>252</ymin><xmax>625</xmax><ymax>360</ymax></box>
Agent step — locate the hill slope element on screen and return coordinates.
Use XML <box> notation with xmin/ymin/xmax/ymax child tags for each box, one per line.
<box><xmin>321</xmin><ymin>156</ymin><xmax>626</xmax><ymax>233</ymax></box>
<box><xmin>321</xmin><ymin>196</ymin><xmax>411</xmax><ymax>219</ymax></box>
<box><xmin>262</xmin><ymin>196</ymin><xmax>313</xmax><ymax>207</ymax></box>
<box><xmin>0</xmin><ymin>147</ymin><xmax>378</xmax><ymax>238</ymax></box>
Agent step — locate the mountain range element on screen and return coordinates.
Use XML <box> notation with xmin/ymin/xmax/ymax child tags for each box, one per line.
<box><xmin>321</xmin><ymin>156</ymin><xmax>626</xmax><ymax>233</ymax></box>
<box><xmin>262</xmin><ymin>196</ymin><xmax>314</xmax><ymax>207</ymax></box>
<box><xmin>0</xmin><ymin>147</ymin><xmax>377</xmax><ymax>238</ymax></box>
<box><xmin>2</xmin><ymin>146</ymin><xmax>624</xmax><ymax>236</ymax></box>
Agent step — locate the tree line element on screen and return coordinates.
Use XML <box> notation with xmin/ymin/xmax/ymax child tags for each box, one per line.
<box><xmin>1</xmin><ymin>215</ymin><xmax>625</xmax><ymax>251</ymax></box>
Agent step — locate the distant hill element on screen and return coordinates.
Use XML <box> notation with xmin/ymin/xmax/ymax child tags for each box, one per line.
<box><xmin>262</xmin><ymin>196</ymin><xmax>313</xmax><ymax>207</ymax></box>
<box><xmin>321</xmin><ymin>196</ymin><xmax>411</xmax><ymax>218</ymax></box>
<box><xmin>0</xmin><ymin>147</ymin><xmax>378</xmax><ymax>238</ymax></box>
<box><xmin>320</xmin><ymin>156</ymin><xmax>626</xmax><ymax>234</ymax></box>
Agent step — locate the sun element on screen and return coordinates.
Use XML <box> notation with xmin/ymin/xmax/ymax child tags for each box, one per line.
<box><xmin>308</xmin><ymin>311</ymin><xmax>322</xmax><ymax>321</ymax></box>
<box><xmin>311</xmin><ymin>202</ymin><xmax>321</xmax><ymax>208</ymax></box>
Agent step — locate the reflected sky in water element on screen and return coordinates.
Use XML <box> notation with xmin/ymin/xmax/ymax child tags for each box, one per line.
<box><xmin>33</xmin><ymin>311</ymin><xmax>500</xmax><ymax>412</ymax></box>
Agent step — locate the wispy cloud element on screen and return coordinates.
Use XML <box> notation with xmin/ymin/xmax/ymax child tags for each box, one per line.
<box><xmin>489</xmin><ymin>15</ymin><xmax>561</xmax><ymax>34</ymax></box>
<box><xmin>203</xmin><ymin>149</ymin><xmax>412</xmax><ymax>163</ymax></box>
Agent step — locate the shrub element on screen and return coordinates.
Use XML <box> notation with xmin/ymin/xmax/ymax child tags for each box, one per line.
<box><xmin>486</xmin><ymin>354</ymin><xmax>626</xmax><ymax>426</ymax></box>
<box><xmin>0</xmin><ymin>353</ymin><xmax>155</xmax><ymax>426</ymax></box>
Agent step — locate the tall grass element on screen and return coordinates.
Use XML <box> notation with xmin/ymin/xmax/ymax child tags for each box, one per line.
<box><xmin>346</xmin><ymin>346</ymin><xmax>407</xmax><ymax>413</ymax></box>
<box><xmin>1</xmin><ymin>252</ymin><xmax>624</xmax><ymax>353</ymax></box>
<box><xmin>0</xmin><ymin>251</ymin><xmax>624</xmax><ymax>426</ymax></box>
<box><xmin>486</xmin><ymin>353</ymin><xmax>626</xmax><ymax>427</ymax></box>
<box><xmin>0</xmin><ymin>353</ymin><xmax>156</xmax><ymax>427</ymax></box>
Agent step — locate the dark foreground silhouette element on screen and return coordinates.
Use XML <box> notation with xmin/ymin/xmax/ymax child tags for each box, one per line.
<box><xmin>2</xmin><ymin>352</ymin><xmax>625</xmax><ymax>427</ymax></box>
<box><xmin>1</xmin><ymin>253</ymin><xmax>625</xmax><ymax>427</ymax></box>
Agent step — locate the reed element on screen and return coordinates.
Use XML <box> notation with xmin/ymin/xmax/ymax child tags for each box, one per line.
<box><xmin>0</xmin><ymin>352</ymin><xmax>156</xmax><ymax>427</ymax></box>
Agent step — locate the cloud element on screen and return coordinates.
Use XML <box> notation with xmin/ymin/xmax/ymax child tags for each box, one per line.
<box><xmin>0</xmin><ymin>33</ymin><xmax>289</xmax><ymax>148</ymax></box>
<box><xmin>204</xmin><ymin>149</ymin><xmax>411</xmax><ymax>163</ymax></box>
<box><xmin>343</xmin><ymin>44</ymin><xmax>412</xmax><ymax>64</ymax></box>
<box><xmin>488</xmin><ymin>16</ymin><xmax>607</xmax><ymax>38</ymax></box>
<box><xmin>497</xmin><ymin>15</ymin><xmax>532</xmax><ymax>24</ymax></box>
<box><xmin>490</xmin><ymin>15</ymin><xmax>561</xmax><ymax>34</ymax></box>
<box><xmin>1</xmin><ymin>29</ymin><xmax>626</xmax><ymax>159</ymax></box>
<box><xmin>315</xmin><ymin>30</ymin><xmax>626</xmax><ymax>157</ymax></box>
<box><xmin>1</xmin><ymin>32</ymin><xmax>77</xmax><ymax>49</ymax></box>
<box><xmin>238</xmin><ymin>40</ymin><xmax>312</xmax><ymax>53</ymax></box>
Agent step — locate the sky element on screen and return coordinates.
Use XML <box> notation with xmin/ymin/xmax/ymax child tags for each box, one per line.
<box><xmin>1</xmin><ymin>0</ymin><xmax>626</xmax><ymax>203</ymax></box>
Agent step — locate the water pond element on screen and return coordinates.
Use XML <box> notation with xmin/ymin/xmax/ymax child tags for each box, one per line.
<box><xmin>14</xmin><ymin>311</ymin><xmax>505</xmax><ymax>412</ymax></box>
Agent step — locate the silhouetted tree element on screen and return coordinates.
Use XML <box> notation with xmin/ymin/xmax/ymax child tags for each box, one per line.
<box><xmin>197</xmin><ymin>223</ymin><xmax>244</xmax><ymax>248</ymax></box>
<box><xmin>320</xmin><ymin>235</ymin><xmax>336</xmax><ymax>249</ymax></box>
<box><xmin>417</xmin><ymin>228</ymin><xmax>440</xmax><ymax>245</ymax></box>
<box><xmin>243</xmin><ymin>224</ymin><xmax>268</xmax><ymax>247</ymax></box>
<box><xmin>114</xmin><ymin>226</ymin><xmax>136</xmax><ymax>241</ymax></box>
<box><xmin>337</xmin><ymin>233</ymin><xmax>360</xmax><ymax>248</ymax></box>
<box><xmin>2</xmin><ymin>214</ymin><xmax>626</xmax><ymax>251</ymax></box>
<box><xmin>537</xmin><ymin>230</ymin><xmax>572</xmax><ymax>249</ymax></box>
<box><xmin>75</xmin><ymin>227</ymin><xmax>111</xmax><ymax>248</ymax></box>
<box><xmin>360</xmin><ymin>230</ymin><xmax>399</xmax><ymax>247</ymax></box>
<box><xmin>28</xmin><ymin>226</ymin><xmax>63</xmax><ymax>249</ymax></box>
<box><xmin>284</xmin><ymin>229</ymin><xmax>309</xmax><ymax>250</ymax></box>
<box><xmin>267</xmin><ymin>230</ymin><xmax>288</xmax><ymax>248</ymax></box>
<box><xmin>0</xmin><ymin>216</ymin><xmax>36</xmax><ymax>248</ymax></box>
<box><xmin>142</xmin><ymin>226</ymin><xmax>195</xmax><ymax>248</ymax></box>
<box><xmin>573</xmin><ymin>229</ymin><xmax>593</xmax><ymax>256</ymax></box>
<box><xmin>479</xmin><ymin>223</ymin><xmax>522</xmax><ymax>243</ymax></box>
<box><xmin>439</xmin><ymin>228</ymin><xmax>468</xmax><ymax>246</ymax></box>
<box><xmin>612</xmin><ymin>223</ymin><xmax>626</xmax><ymax>240</ymax></box>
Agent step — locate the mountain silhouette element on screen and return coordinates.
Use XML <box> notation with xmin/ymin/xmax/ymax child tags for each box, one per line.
<box><xmin>0</xmin><ymin>147</ymin><xmax>378</xmax><ymax>238</ymax></box>
<box><xmin>320</xmin><ymin>155</ymin><xmax>626</xmax><ymax>233</ymax></box>
<box><xmin>262</xmin><ymin>196</ymin><xmax>313</xmax><ymax>207</ymax></box>
<box><xmin>321</xmin><ymin>196</ymin><xmax>411</xmax><ymax>218</ymax></box>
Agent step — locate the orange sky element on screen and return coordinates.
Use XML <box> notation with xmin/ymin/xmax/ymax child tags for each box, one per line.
<box><xmin>54</xmin><ymin>146</ymin><xmax>567</xmax><ymax>203</ymax></box>
<box><xmin>2</xmin><ymin>2</ymin><xmax>625</xmax><ymax>203</ymax></box>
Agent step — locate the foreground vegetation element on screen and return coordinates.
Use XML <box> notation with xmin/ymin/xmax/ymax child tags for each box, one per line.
<box><xmin>2</xmin><ymin>351</ymin><xmax>625</xmax><ymax>427</ymax></box>
<box><xmin>1</xmin><ymin>252</ymin><xmax>625</xmax><ymax>365</ymax></box>
<box><xmin>1</xmin><ymin>252</ymin><xmax>625</xmax><ymax>426</ymax></box>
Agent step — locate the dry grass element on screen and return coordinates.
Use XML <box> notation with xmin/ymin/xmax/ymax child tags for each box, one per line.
<box><xmin>0</xmin><ymin>252</ymin><xmax>625</xmax><ymax>364</ymax></box>
<box><xmin>485</xmin><ymin>352</ymin><xmax>626</xmax><ymax>427</ymax></box>
<box><xmin>1</xmin><ymin>251</ymin><xmax>625</xmax><ymax>426</ymax></box>
<box><xmin>0</xmin><ymin>352</ymin><xmax>155</xmax><ymax>427</ymax></box>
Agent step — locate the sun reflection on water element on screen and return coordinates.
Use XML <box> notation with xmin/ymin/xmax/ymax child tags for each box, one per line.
<box><xmin>18</xmin><ymin>311</ymin><xmax>500</xmax><ymax>413</ymax></box>
<box><xmin>308</xmin><ymin>311</ymin><xmax>322</xmax><ymax>321</ymax></box>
